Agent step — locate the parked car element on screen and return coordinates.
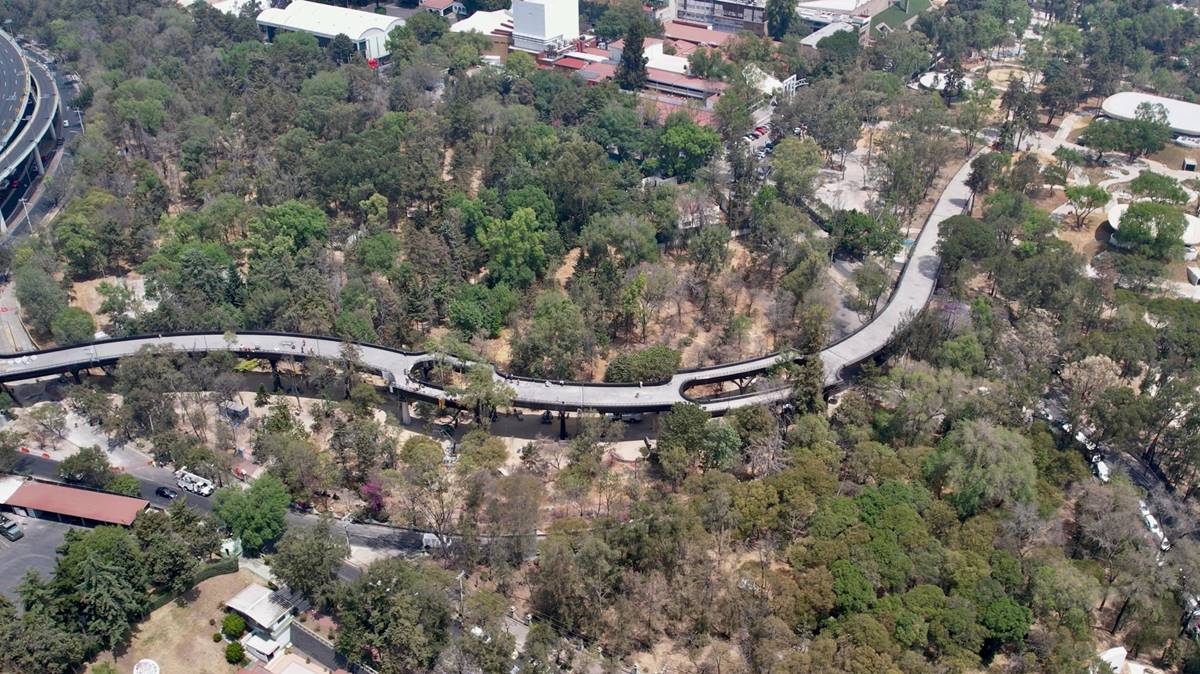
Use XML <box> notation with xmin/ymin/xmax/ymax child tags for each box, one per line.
<box><xmin>0</xmin><ymin>516</ymin><xmax>24</xmax><ymax>541</ymax></box>
<box><xmin>155</xmin><ymin>486</ymin><xmax>179</xmax><ymax>500</ymax></box>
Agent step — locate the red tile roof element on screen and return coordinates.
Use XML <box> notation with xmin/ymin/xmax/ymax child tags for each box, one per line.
<box><xmin>645</xmin><ymin>67</ymin><xmax>727</xmax><ymax>93</ymax></box>
<box><xmin>4</xmin><ymin>481</ymin><xmax>148</xmax><ymax>525</ymax></box>
<box><xmin>663</xmin><ymin>20</ymin><xmax>733</xmax><ymax>47</ymax></box>
<box><xmin>420</xmin><ymin>0</ymin><xmax>457</xmax><ymax>9</ymax></box>
<box><xmin>551</xmin><ymin>56</ymin><xmax>588</xmax><ymax>70</ymax></box>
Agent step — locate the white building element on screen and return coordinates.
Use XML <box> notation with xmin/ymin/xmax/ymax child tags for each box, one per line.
<box><xmin>511</xmin><ymin>0</ymin><xmax>580</xmax><ymax>53</ymax></box>
<box><xmin>1101</xmin><ymin>91</ymin><xmax>1200</xmax><ymax>137</ymax></box>
<box><xmin>798</xmin><ymin>21</ymin><xmax>857</xmax><ymax>51</ymax></box>
<box><xmin>256</xmin><ymin>0</ymin><xmax>404</xmax><ymax>61</ymax></box>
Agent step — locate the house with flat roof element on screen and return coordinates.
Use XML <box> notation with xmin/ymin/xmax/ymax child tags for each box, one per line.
<box><xmin>0</xmin><ymin>476</ymin><xmax>148</xmax><ymax>527</ymax></box>
<box><xmin>225</xmin><ymin>583</ymin><xmax>308</xmax><ymax>663</ymax></box>
<box><xmin>256</xmin><ymin>0</ymin><xmax>404</xmax><ymax>61</ymax></box>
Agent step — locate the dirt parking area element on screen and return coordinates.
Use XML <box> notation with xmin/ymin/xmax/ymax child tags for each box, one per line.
<box><xmin>88</xmin><ymin>568</ymin><xmax>256</xmax><ymax>674</ymax></box>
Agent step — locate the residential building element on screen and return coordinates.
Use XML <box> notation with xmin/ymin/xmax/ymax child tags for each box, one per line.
<box><xmin>224</xmin><ymin>583</ymin><xmax>309</xmax><ymax>663</ymax></box>
<box><xmin>256</xmin><ymin>0</ymin><xmax>404</xmax><ymax>61</ymax></box>
<box><xmin>419</xmin><ymin>0</ymin><xmax>466</xmax><ymax>18</ymax></box>
<box><xmin>511</xmin><ymin>0</ymin><xmax>580</xmax><ymax>53</ymax></box>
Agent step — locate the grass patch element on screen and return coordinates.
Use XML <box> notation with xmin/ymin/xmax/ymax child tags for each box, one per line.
<box><xmin>872</xmin><ymin>0</ymin><xmax>932</xmax><ymax>30</ymax></box>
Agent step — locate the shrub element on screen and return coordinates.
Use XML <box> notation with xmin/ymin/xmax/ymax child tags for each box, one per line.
<box><xmin>222</xmin><ymin>613</ymin><xmax>246</xmax><ymax>639</ymax></box>
<box><xmin>212</xmin><ymin>632</ymin><xmax>222</xmax><ymax>643</ymax></box>
<box><xmin>225</xmin><ymin>642</ymin><xmax>245</xmax><ymax>664</ymax></box>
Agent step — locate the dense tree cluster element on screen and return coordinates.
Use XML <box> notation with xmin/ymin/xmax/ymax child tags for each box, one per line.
<box><xmin>0</xmin><ymin>503</ymin><xmax>220</xmax><ymax>674</ymax></box>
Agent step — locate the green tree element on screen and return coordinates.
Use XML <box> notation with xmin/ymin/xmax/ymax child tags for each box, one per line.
<box><xmin>829</xmin><ymin>209</ymin><xmax>901</xmax><ymax>260</ymax></box>
<box><xmin>337</xmin><ymin>558</ymin><xmax>453</xmax><ymax>674</ymax></box>
<box><xmin>657</xmin><ymin>113</ymin><xmax>721</xmax><ymax>180</ymax></box>
<box><xmin>604</xmin><ymin>346</ymin><xmax>681</xmax><ymax>383</ymax></box>
<box><xmin>452</xmin><ymin>365</ymin><xmax>516</xmax><ymax>427</ymax></box>
<box><xmin>511</xmin><ymin>291</ymin><xmax>591</xmax><ymax>379</ymax></box>
<box><xmin>1064</xmin><ymin>185</ymin><xmax>1110</xmax><ymax>230</ymax></box>
<box><xmin>105</xmin><ymin>473</ymin><xmax>141</xmax><ymax>497</ymax></box>
<box><xmin>1129</xmin><ymin>171</ymin><xmax>1188</xmax><ymax>205</ymax></box>
<box><xmin>924</xmin><ymin>420</ymin><xmax>1036</xmax><ymax>516</ymax></box>
<box><xmin>213</xmin><ymin>473</ymin><xmax>291</xmax><ymax>556</ymax></box>
<box><xmin>476</xmin><ymin>207</ymin><xmax>548</xmax><ymax>288</ymax></box>
<box><xmin>14</xmin><ymin>264</ymin><xmax>68</xmax><ymax>336</ymax></box>
<box><xmin>50</xmin><ymin>307</ymin><xmax>96</xmax><ymax>346</ymax></box>
<box><xmin>58</xmin><ymin>444</ymin><xmax>112</xmax><ymax>487</ymax></box>
<box><xmin>830</xmin><ymin>559</ymin><xmax>876</xmax><ymax>614</ymax></box>
<box><xmin>328</xmin><ymin>33</ymin><xmax>356</xmax><ymax>64</ymax></box>
<box><xmin>616</xmin><ymin>19</ymin><xmax>649</xmax><ymax>90</ymax></box>
<box><xmin>771</xmin><ymin>137</ymin><xmax>823</xmax><ymax>207</ymax></box>
<box><xmin>1115</xmin><ymin>201</ymin><xmax>1186</xmax><ymax>260</ymax></box>
<box><xmin>269</xmin><ymin>517</ymin><xmax>349</xmax><ymax>608</ymax></box>
<box><xmin>406</xmin><ymin>11</ymin><xmax>450</xmax><ymax>44</ymax></box>
<box><xmin>982</xmin><ymin>597</ymin><xmax>1032</xmax><ymax>646</ymax></box>
<box><xmin>766</xmin><ymin>0</ymin><xmax>794</xmax><ymax>38</ymax></box>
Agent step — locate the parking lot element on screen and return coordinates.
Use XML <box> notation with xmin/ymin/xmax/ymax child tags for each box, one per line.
<box><xmin>0</xmin><ymin>514</ymin><xmax>76</xmax><ymax>600</ymax></box>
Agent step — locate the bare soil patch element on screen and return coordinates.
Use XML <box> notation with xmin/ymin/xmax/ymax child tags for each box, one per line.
<box><xmin>87</xmin><ymin>569</ymin><xmax>255</xmax><ymax>674</ymax></box>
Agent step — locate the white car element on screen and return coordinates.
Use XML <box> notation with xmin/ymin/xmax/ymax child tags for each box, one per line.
<box><xmin>1092</xmin><ymin>459</ymin><xmax>1111</xmax><ymax>483</ymax></box>
<box><xmin>1139</xmin><ymin>500</ymin><xmax>1172</xmax><ymax>551</ymax></box>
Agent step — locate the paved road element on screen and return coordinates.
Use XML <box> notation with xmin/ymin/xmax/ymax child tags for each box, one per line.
<box><xmin>0</xmin><ymin>55</ymin><xmax>57</xmax><ymax>182</ymax></box>
<box><xmin>0</xmin><ymin>30</ymin><xmax>29</xmax><ymax>152</ymax></box>
<box><xmin>0</xmin><ymin>282</ymin><xmax>35</xmax><ymax>352</ymax></box>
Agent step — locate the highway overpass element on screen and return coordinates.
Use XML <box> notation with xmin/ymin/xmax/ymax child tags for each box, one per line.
<box><xmin>0</xmin><ymin>29</ymin><xmax>62</xmax><ymax>234</ymax></box>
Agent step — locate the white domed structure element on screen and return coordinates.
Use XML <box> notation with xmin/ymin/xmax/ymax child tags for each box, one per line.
<box><xmin>917</xmin><ymin>71</ymin><xmax>973</xmax><ymax>92</ymax></box>
<box><xmin>1107</xmin><ymin>202</ymin><xmax>1200</xmax><ymax>247</ymax></box>
<box><xmin>133</xmin><ymin>660</ymin><xmax>161</xmax><ymax>674</ymax></box>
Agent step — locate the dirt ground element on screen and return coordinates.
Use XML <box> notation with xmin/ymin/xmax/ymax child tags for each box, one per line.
<box><xmin>87</xmin><ymin>569</ymin><xmax>255</xmax><ymax>674</ymax></box>
<box><xmin>1057</xmin><ymin>218</ymin><xmax>1110</xmax><ymax>260</ymax></box>
<box><xmin>70</xmin><ymin>274</ymin><xmax>150</xmax><ymax>329</ymax></box>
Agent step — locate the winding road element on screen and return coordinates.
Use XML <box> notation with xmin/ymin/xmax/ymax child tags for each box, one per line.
<box><xmin>0</xmin><ymin>155</ymin><xmax>974</xmax><ymax>413</ymax></box>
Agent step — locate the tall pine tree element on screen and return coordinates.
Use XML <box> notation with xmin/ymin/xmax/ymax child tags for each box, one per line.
<box><xmin>616</xmin><ymin>20</ymin><xmax>648</xmax><ymax>90</ymax></box>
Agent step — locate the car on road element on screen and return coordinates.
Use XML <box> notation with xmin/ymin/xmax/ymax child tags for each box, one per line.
<box><xmin>0</xmin><ymin>515</ymin><xmax>24</xmax><ymax>541</ymax></box>
<box><xmin>607</xmin><ymin>412</ymin><xmax>644</xmax><ymax>424</ymax></box>
<box><xmin>154</xmin><ymin>486</ymin><xmax>179</xmax><ymax>500</ymax></box>
<box><xmin>1138</xmin><ymin>500</ymin><xmax>1171</xmax><ymax>552</ymax></box>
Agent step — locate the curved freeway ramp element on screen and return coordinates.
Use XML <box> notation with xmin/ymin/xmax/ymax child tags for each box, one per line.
<box><xmin>0</xmin><ymin>56</ymin><xmax>57</xmax><ymax>182</ymax></box>
<box><xmin>0</xmin><ymin>155</ymin><xmax>975</xmax><ymax>413</ymax></box>
<box><xmin>0</xmin><ymin>30</ymin><xmax>30</xmax><ymax>152</ymax></box>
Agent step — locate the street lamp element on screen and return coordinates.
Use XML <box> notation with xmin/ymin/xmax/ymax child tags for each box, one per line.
<box><xmin>17</xmin><ymin>197</ymin><xmax>31</xmax><ymax>231</ymax></box>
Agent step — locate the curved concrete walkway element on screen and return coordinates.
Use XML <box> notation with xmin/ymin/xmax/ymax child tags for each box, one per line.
<box><xmin>0</xmin><ymin>156</ymin><xmax>974</xmax><ymax>413</ymax></box>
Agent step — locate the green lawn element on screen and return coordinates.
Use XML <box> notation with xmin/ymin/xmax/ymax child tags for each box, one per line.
<box><xmin>872</xmin><ymin>0</ymin><xmax>932</xmax><ymax>30</ymax></box>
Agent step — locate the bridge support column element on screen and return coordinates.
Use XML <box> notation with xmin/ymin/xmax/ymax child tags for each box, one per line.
<box><xmin>399</xmin><ymin>399</ymin><xmax>411</xmax><ymax>425</ymax></box>
<box><xmin>268</xmin><ymin>358</ymin><xmax>282</xmax><ymax>393</ymax></box>
<box><xmin>70</xmin><ymin>369</ymin><xmax>82</xmax><ymax>384</ymax></box>
<box><xmin>0</xmin><ymin>208</ymin><xmax>7</xmax><ymax>234</ymax></box>
<box><xmin>558</xmin><ymin>411</ymin><xmax>567</xmax><ymax>440</ymax></box>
